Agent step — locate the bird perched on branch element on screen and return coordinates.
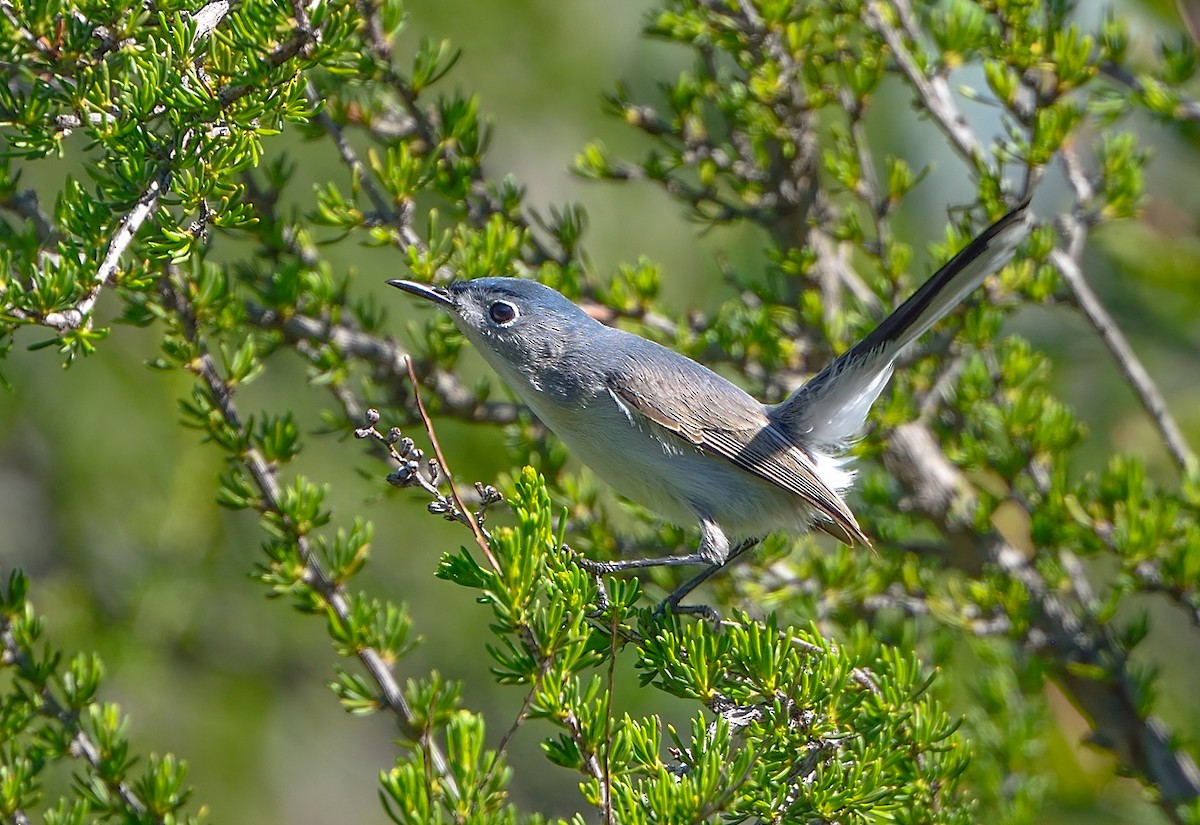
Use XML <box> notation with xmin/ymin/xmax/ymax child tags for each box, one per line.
<box><xmin>390</xmin><ymin>201</ymin><xmax>1031</xmax><ymax>613</ymax></box>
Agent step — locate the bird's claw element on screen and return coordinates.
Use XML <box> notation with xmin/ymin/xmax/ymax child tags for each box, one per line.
<box><xmin>561</xmin><ymin>543</ymin><xmax>613</xmax><ymax>615</ymax></box>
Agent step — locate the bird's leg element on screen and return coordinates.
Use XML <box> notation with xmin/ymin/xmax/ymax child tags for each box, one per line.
<box><xmin>575</xmin><ymin>552</ymin><xmax>713</xmax><ymax>574</ymax></box>
<box><xmin>655</xmin><ymin>537</ymin><xmax>762</xmax><ymax>619</ymax></box>
<box><xmin>575</xmin><ymin>515</ymin><xmax>728</xmax><ymax>575</ymax></box>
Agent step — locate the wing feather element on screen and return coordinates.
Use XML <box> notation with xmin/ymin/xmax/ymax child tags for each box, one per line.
<box><xmin>605</xmin><ymin>360</ymin><xmax>869</xmax><ymax>546</ymax></box>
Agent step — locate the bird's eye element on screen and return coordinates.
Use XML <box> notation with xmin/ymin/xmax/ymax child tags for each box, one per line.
<box><xmin>488</xmin><ymin>300</ymin><xmax>518</xmax><ymax>326</ymax></box>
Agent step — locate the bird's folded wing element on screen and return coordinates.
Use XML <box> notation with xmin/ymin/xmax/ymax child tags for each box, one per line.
<box><xmin>606</xmin><ymin>370</ymin><xmax>868</xmax><ymax>546</ymax></box>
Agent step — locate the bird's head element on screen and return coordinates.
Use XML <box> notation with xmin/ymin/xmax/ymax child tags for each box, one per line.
<box><xmin>388</xmin><ymin>277</ymin><xmax>599</xmax><ymax>370</ymax></box>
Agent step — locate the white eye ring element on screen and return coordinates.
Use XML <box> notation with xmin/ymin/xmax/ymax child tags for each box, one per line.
<box><xmin>488</xmin><ymin>300</ymin><xmax>519</xmax><ymax>326</ymax></box>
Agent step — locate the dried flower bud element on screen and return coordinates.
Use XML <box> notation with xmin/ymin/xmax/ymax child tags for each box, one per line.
<box><xmin>386</xmin><ymin>461</ymin><xmax>420</xmax><ymax>487</ymax></box>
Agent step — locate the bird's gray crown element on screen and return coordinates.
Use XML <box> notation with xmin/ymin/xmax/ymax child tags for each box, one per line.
<box><xmin>448</xmin><ymin>277</ymin><xmax>589</xmax><ymax>318</ymax></box>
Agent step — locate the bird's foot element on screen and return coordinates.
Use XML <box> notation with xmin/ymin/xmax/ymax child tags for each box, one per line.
<box><xmin>560</xmin><ymin>544</ymin><xmax>612</xmax><ymax>616</ymax></box>
<box><xmin>652</xmin><ymin>596</ymin><xmax>721</xmax><ymax>625</ymax></box>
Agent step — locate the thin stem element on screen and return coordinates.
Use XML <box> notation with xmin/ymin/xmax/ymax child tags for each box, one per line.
<box><xmin>1049</xmin><ymin>247</ymin><xmax>1195</xmax><ymax>472</ymax></box>
<box><xmin>601</xmin><ymin>607</ymin><xmax>618</xmax><ymax>825</ymax></box>
<box><xmin>862</xmin><ymin>0</ymin><xmax>987</xmax><ymax>170</ymax></box>
<box><xmin>41</xmin><ymin>166</ymin><xmax>169</xmax><ymax>332</ymax></box>
<box><xmin>1054</xmin><ymin>145</ymin><xmax>1196</xmax><ymax>473</ymax></box>
<box><xmin>474</xmin><ymin>653</ymin><xmax>554</xmax><ymax>804</ymax></box>
<box><xmin>403</xmin><ymin>357</ymin><xmax>501</xmax><ymax>571</ymax></box>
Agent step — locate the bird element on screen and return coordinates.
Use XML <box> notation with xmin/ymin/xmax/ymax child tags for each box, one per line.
<box><xmin>389</xmin><ymin>201</ymin><xmax>1031</xmax><ymax>611</ymax></box>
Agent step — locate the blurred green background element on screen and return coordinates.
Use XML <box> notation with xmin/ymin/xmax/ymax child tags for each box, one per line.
<box><xmin>2</xmin><ymin>0</ymin><xmax>1200</xmax><ymax>821</ymax></box>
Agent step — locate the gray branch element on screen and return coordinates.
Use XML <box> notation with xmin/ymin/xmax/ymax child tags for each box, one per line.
<box><xmin>1052</xmin><ymin>146</ymin><xmax>1196</xmax><ymax>472</ymax></box>
<box><xmin>1050</xmin><ymin>247</ymin><xmax>1195</xmax><ymax>471</ymax></box>
<box><xmin>244</xmin><ymin>304</ymin><xmax>522</xmax><ymax>423</ymax></box>
<box><xmin>862</xmin><ymin>0</ymin><xmax>988</xmax><ymax>171</ymax></box>
<box><xmin>42</xmin><ymin>166</ymin><xmax>169</xmax><ymax>333</ymax></box>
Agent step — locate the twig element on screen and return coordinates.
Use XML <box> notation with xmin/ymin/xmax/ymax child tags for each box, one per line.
<box><xmin>844</xmin><ymin>88</ymin><xmax>897</xmax><ymax>274</ymax></box>
<box><xmin>0</xmin><ymin>0</ymin><xmax>57</xmax><ymax>60</ymax></box>
<box><xmin>916</xmin><ymin>352</ymin><xmax>968</xmax><ymax>422</ymax></box>
<box><xmin>215</xmin><ymin>28</ymin><xmax>315</xmax><ymax>105</ymax></box>
<box><xmin>0</xmin><ymin>188</ymin><xmax>59</xmax><ymax>245</ymax></box>
<box><xmin>1059</xmin><ymin>549</ymin><xmax>1097</xmax><ymax>608</ymax></box>
<box><xmin>472</xmin><ymin>653</ymin><xmax>554</xmax><ymax>811</ymax></box>
<box><xmin>1049</xmin><ymin>247</ymin><xmax>1194</xmax><ymax>472</ymax></box>
<box><xmin>41</xmin><ymin>166</ymin><xmax>169</xmax><ymax>333</ymax></box>
<box><xmin>1053</xmin><ymin>146</ymin><xmax>1196</xmax><ymax>472</ymax></box>
<box><xmin>809</xmin><ymin>224</ymin><xmax>883</xmax><ymax>323</ymax></box>
<box><xmin>1132</xmin><ymin>561</ymin><xmax>1200</xmax><ymax>629</ymax></box>
<box><xmin>563</xmin><ymin>708</ymin><xmax>612</xmax><ymax>813</ymax></box>
<box><xmin>254</xmin><ymin>303</ymin><xmax>524</xmax><ymax>422</ymax></box>
<box><xmin>306</xmin><ymin>82</ymin><xmax>429</xmax><ymax>253</ymax></box>
<box><xmin>404</xmin><ymin>357</ymin><xmax>501</xmax><ymax>571</ymax></box>
<box><xmin>1101</xmin><ymin>63</ymin><xmax>1200</xmax><ymax>124</ymax></box>
<box><xmin>862</xmin><ymin>0</ymin><xmax>987</xmax><ymax>170</ymax></box>
<box><xmin>307</xmin><ymin>86</ymin><xmax>393</xmax><ymax>221</ymax></box>
<box><xmin>601</xmin><ymin>607</ymin><xmax>618</xmax><ymax>825</ymax></box>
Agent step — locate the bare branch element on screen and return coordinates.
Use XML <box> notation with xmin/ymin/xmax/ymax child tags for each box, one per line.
<box><xmin>477</xmin><ymin>653</ymin><xmax>554</xmax><ymax>799</ymax></box>
<box><xmin>306</xmin><ymin>82</ymin><xmax>429</xmax><ymax>254</ymax></box>
<box><xmin>862</xmin><ymin>0</ymin><xmax>988</xmax><ymax>171</ymax></box>
<box><xmin>563</xmin><ymin>707</ymin><xmax>612</xmax><ymax>814</ymax></box>
<box><xmin>1053</xmin><ymin>146</ymin><xmax>1196</xmax><ymax>473</ymax></box>
<box><xmin>809</xmin><ymin>224</ymin><xmax>884</xmax><ymax>322</ymax></box>
<box><xmin>403</xmin><ymin>357</ymin><xmax>501</xmax><ymax>570</ymax></box>
<box><xmin>1049</xmin><ymin>247</ymin><xmax>1194</xmax><ymax>471</ymax></box>
<box><xmin>244</xmin><ymin>303</ymin><xmax>522</xmax><ymax>423</ymax></box>
<box><xmin>41</xmin><ymin>167</ymin><xmax>169</xmax><ymax>333</ymax></box>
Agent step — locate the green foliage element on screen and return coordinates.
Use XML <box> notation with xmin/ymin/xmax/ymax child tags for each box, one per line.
<box><xmin>431</xmin><ymin>469</ymin><xmax>977</xmax><ymax>822</ymax></box>
<box><xmin>2</xmin><ymin>0</ymin><xmax>1199</xmax><ymax>822</ymax></box>
<box><xmin>1</xmin><ymin>571</ymin><xmax>205</xmax><ymax>823</ymax></box>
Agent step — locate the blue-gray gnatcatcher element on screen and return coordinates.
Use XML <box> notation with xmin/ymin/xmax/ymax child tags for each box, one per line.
<box><xmin>389</xmin><ymin>202</ymin><xmax>1030</xmax><ymax>610</ymax></box>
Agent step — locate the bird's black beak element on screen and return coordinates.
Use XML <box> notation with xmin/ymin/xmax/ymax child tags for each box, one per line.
<box><xmin>387</xmin><ymin>279</ymin><xmax>454</xmax><ymax>308</ymax></box>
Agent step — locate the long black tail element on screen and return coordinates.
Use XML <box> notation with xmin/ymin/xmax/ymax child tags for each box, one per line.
<box><xmin>771</xmin><ymin>201</ymin><xmax>1032</xmax><ymax>448</ymax></box>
